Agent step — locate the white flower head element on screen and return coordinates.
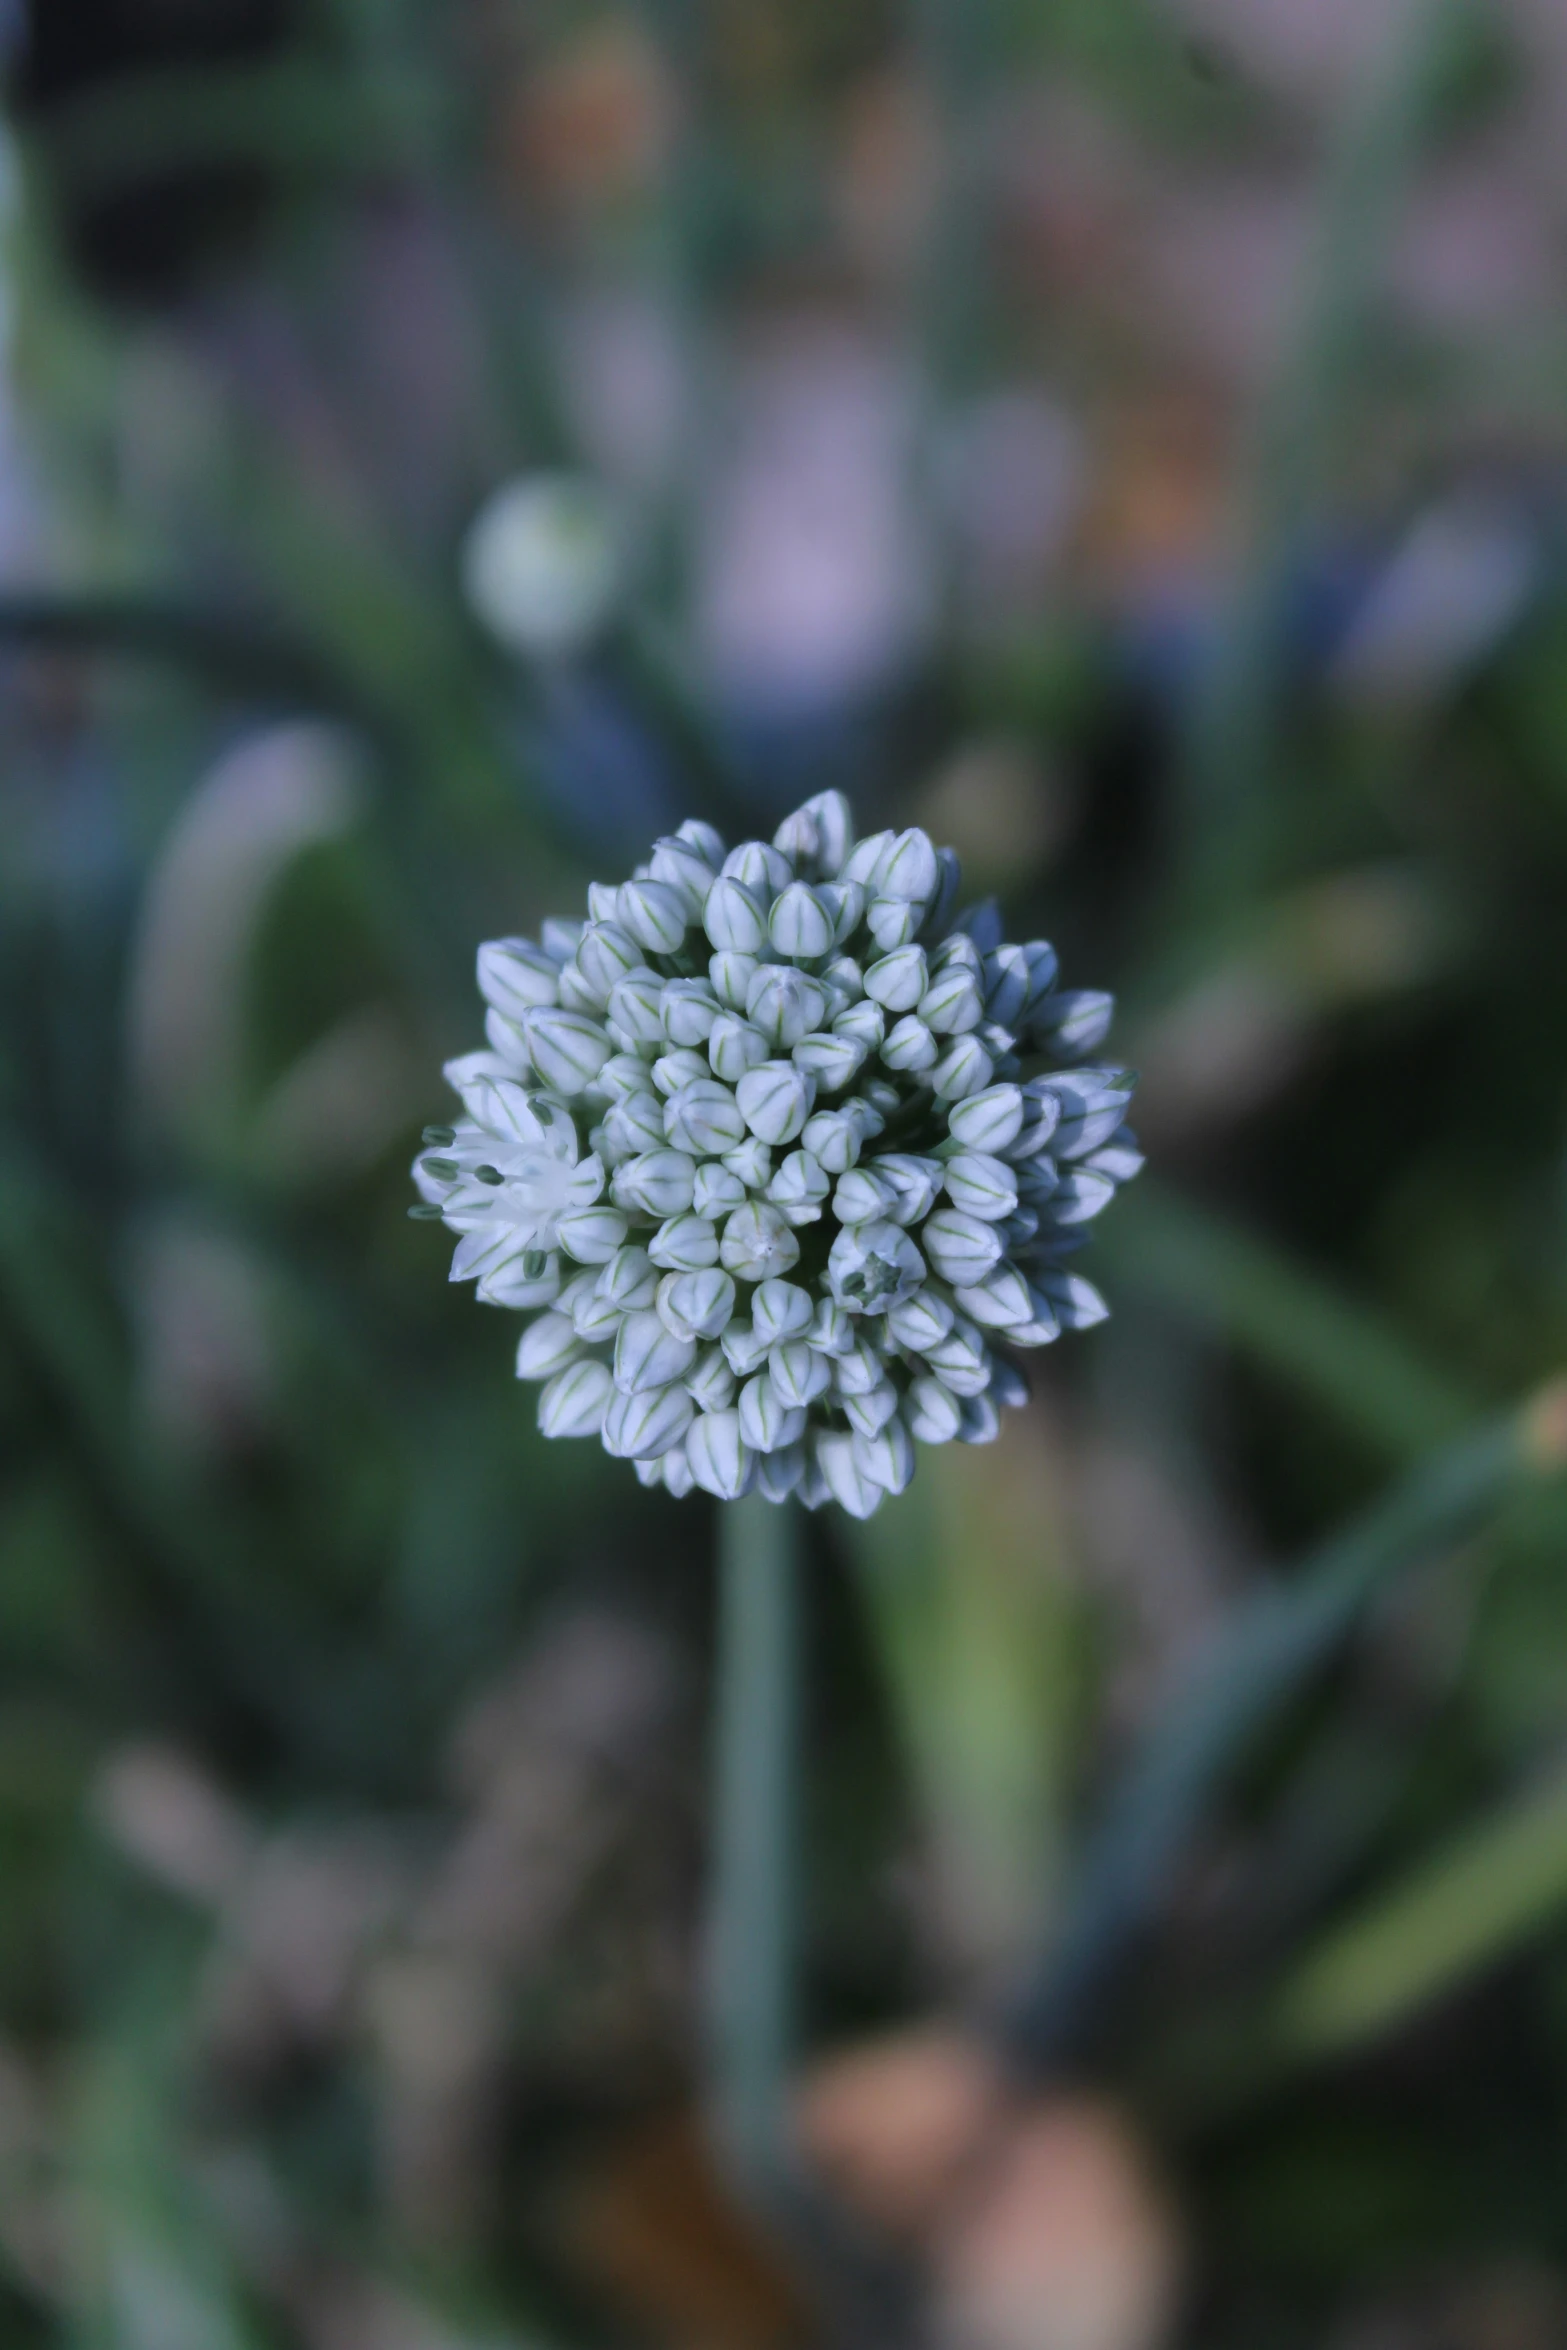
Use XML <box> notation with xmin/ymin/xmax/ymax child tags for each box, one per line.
<box><xmin>414</xmin><ymin>794</ymin><xmax>1141</xmax><ymax>1515</ymax></box>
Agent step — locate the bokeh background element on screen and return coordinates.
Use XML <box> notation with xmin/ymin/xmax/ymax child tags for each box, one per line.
<box><xmin>6</xmin><ymin>1</ymin><xmax>1567</xmax><ymax>2345</ymax></box>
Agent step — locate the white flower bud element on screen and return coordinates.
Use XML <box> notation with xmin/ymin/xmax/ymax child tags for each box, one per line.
<box><xmin>918</xmin><ymin>968</ymin><xmax>984</xmax><ymax>1035</ymax></box>
<box><xmin>709</xmin><ymin>951</ymin><xmax>761</xmax><ymax>1011</ymax></box>
<box><xmin>1016</xmin><ymin>1157</ymin><xmax>1060</xmax><ymax>1209</ymax></box>
<box><xmin>885</xmin><ymin>1291</ymin><xmax>954</xmax><ymax>1352</ymax></box>
<box><xmin>723</xmin><ymin>840</ymin><xmax>792</xmax><ymax>897</ymax></box>
<box><xmin>576</xmin><ymin>921</ymin><xmax>642</xmax><ymax>1002</ymax></box>
<box><xmin>1086</xmin><ymin>1128</ymin><xmax>1144</xmax><ymax>1183</ymax></box>
<box><xmin>814</xmin><ymin>1430</ymin><xmax>879</xmax><ymax>1519</ymax></box>
<box><xmin>834</xmin><ymin>1166</ymin><xmax>900</xmax><ymax>1224</ymax></box>
<box><xmin>877</xmin><ymin>1014</ymin><xmax>936</xmax><ymax>1074</ymax></box>
<box><xmin>478</xmin><ymin>1253</ymin><xmax>562</xmax><ymax>1308</ymax></box>
<box><xmin>598</xmin><ymin>1246</ymin><xmax>660</xmax><ymax>1309</ymax></box>
<box><xmin>657</xmin><ymin>1268</ymin><xmax>736</xmax><ymax>1342</ymax></box>
<box><xmin>661</xmin><ymin>1444</ymin><xmax>697</xmax><ymax>1497</ymax></box>
<box><xmin>703</xmin><ymin>877</ymin><xmax>769</xmax><ymax>953</ymax></box>
<box><xmin>607</xmin><ymin>971</ymin><xmax>666</xmax><ymax>1050</ymax></box>
<box><xmin>739</xmin><ymin>1375</ymin><xmax>806</xmax><ymax>1455</ymax></box>
<box><xmin>614</xmin><ymin>1309</ymin><xmax>698</xmax><ymax>1394</ymax></box>
<box><xmin>600</xmin><ymin>1054</ymin><xmax>659</xmax><ymax>1101</ymax></box>
<box><xmin>556</xmin><ymin>962</ymin><xmax>605</xmax><ymax>1015</ymax></box>
<box><xmin>770</xmin><ymin>1340</ymin><xmax>834</xmax><ymax>1408</ymax></box>
<box><xmin>864</xmin><ymin>946</ymin><xmax>929</xmax><ymax>1013</ymax></box>
<box><xmin>677</xmin><ymin>818</ymin><xmax>726</xmax><ymax>866</ymax></box>
<box><xmin>752</xmin><ymin>1279</ymin><xmax>814</xmax><ymax>1345</ymax></box>
<box><xmin>602</xmin><ymin>1382</ymin><xmax>695</xmax><ymax>1459</ymax></box>
<box><xmin>930</xmin><ymin>1035</ymin><xmax>994</xmax><ymax>1100</ymax></box>
<box><xmin>746</xmin><ymin>966</ymin><xmax>828</xmax><ymax>1048</ymax></box>
<box><xmin>923</xmin><ymin>1318</ymin><xmax>992</xmax><ymax>1396</ymax></box>
<box><xmin>880</xmin><ymin>827</ymin><xmax>939</xmax><ymax>904</ymax></box>
<box><xmin>719</xmin><ymin>1319</ymin><xmax>770</xmax><ymax>1377</ymax></box>
<box><xmin>649</xmin><ymin>836</ymin><xmax>718</xmax><ymax>915</ymax></box>
<box><xmin>832</xmin><ymin>1338</ymin><xmax>886</xmax><ymax>1397</ymax></box>
<box><xmin>841</xmin><ymin>829</ymin><xmax>897</xmax><ymax>889</ymax></box>
<box><xmin>647</xmin><ymin>1213</ymin><xmax>720</xmax><ymax>1271</ymax></box>
<box><xmin>736</xmin><ymin>1061</ymin><xmax>815</xmax><ymax>1146</ymax></box>
<box><xmin>757</xmin><ymin>1443</ymin><xmax>807</xmax><ymax>1502</ymax></box>
<box><xmin>807</xmin><ymin>1300</ymin><xmax>855</xmax><ymax>1356</ymax></box>
<box><xmin>687</xmin><ymin>1407</ymin><xmax>755</xmax><ymax>1499</ymax></box>
<box><xmin>948</xmin><ymin>1084</ymin><xmax>1025</xmax><ymax>1155</ymax></box>
<box><xmin>828</xmin><ymin>1219</ymin><xmax>924</xmax><ymax>1314</ymax></box>
<box><xmin>611</xmin><ymin>1149</ymin><xmax>698</xmax><ymax>1218</ymax></box>
<box><xmin>822</xmin><ymin>880</ymin><xmax>867</xmax><ymax>945</ymax></box>
<box><xmin>515</xmin><ymin>1311</ymin><xmax>582</xmax><ymax>1379</ymax></box>
<box><xmin>555</xmin><ymin>1205</ymin><xmax>629</xmax><ymax>1263</ymax></box>
<box><xmin>769</xmin><ymin>881</ymin><xmax>837</xmax><ymax>960</ymax></box>
<box><xmin>920</xmin><ymin>1208</ymin><xmax>1004</xmax><ymax>1286</ymax></box>
<box><xmin>521</xmin><ymin>1009</ymin><xmax>614</xmax><ymax>1095</ymax></box>
<box><xmin>723</xmin><ymin>1135</ymin><xmax>773</xmax><ymax>1189</ymax></box>
<box><xmin>801</xmin><ymin>1109</ymin><xmax>863</xmax><ymax>1174</ymax></box>
<box><xmin>664</xmin><ymin>1079</ymin><xmax>746</xmax><ymax>1156</ymax></box>
<box><xmin>841</xmin><ymin>1381</ymin><xmax>902</xmax><ymax>1441</ymax></box>
<box><xmin>603</xmin><ymin>1092</ymin><xmax>666</xmax><ymax>1158</ymax></box>
<box><xmin>793</xmin><ymin>1032</ymin><xmax>864</xmax><ymax>1090</ymax></box>
<box><xmin>866</xmin><ymin>896</ymin><xmax>921</xmax><ymax>951</ymax></box>
<box><xmin>875</xmin><ymin>1155</ymin><xmax>944</xmax><ymax>1225</ymax></box>
<box><xmin>477</xmin><ymin>938</ymin><xmax>560</xmax><ymax>1019</ymax></box>
<box><xmin>907</xmin><ymin>1375</ymin><xmax>962</xmax><ymax>1442</ymax></box>
<box><xmin>661</xmin><ymin>977</ymin><xmax>720</xmax><ymax>1047</ymax></box>
<box><xmin>773</xmin><ymin>789</ymin><xmax>852</xmax><ymax>877</ymax></box>
<box><xmin>1032</xmin><ymin>987</ymin><xmax>1113</xmax><ymax>1055</ymax></box>
<box><xmin>1032</xmin><ymin>1270</ymin><xmax>1109</xmax><ymax>1331</ymax></box>
<box><xmin>686</xmin><ymin>1346</ymin><xmax>737</xmax><ymax>1410</ymax></box>
<box><xmin>482</xmin><ymin>1008</ymin><xmax>535</xmax><ymax>1071</ymax></box>
<box><xmin>833</xmin><ymin>999</ymin><xmax>885</xmax><ymax>1053</ymax></box>
<box><xmin>959</xmin><ymin>1394</ymin><xmax>1001</xmax><ymax>1445</ymax></box>
<box><xmin>824</xmin><ymin>954</ymin><xmax>865</xmax><ymax>1002</ymax></box>
<box><xmin>1043</xmin><ymin>1168</ymin><xmax>1117</xmax><ymax>1224</ymax></box>
<box><xmin>942</xmin><ymin>1152</ymin><xmax>1019</xmax><ymax>1222</ymax></box>
<box><xmin>1000</xmin><ymin>1207</ymin><xmax>1040</xmax><ymax>1248</ymax></box>
<box><xmin>1023</xmin><ymin>940</ymin><xmax>1060</xmax><ymax>1002</ymax></box>
<box><xmin>925</xmin><ymin>848</ymin><xmax>962</xmax><ymax>937</ymax></box>
<box><xmin>854</xmin><ymin>1420</ymin><xmax>915</xmax><ymax>1494</ymax></box>
<box><xmin>653</xmin><ymin>1048</ymin><xmax>710</xmax><ymax>1097</ymax></box>
<box><xmin>693</xmin><ymin>1161</ymin><xmax>748</xmax><ymax>1219</ymax></box>
<box><xmin>539</xmin><ymin>1357</ymin><xmax>614</xmax><ymax>1439</ymax></box>
<box><xmin>539</xmin><ymin>916</ymin><xmax>585</xmax><ymax>965</ymax></box>
<box><xmin>953</xmin><ymin>1263</ymin><xmax>1034</xmax><ymax>1328</ymax></box>
<box><xmin>620</xmin><ymin>877</ymin><xmax>691</xmax><ymax>954</ymax></box>
<box><xmin>708</xmin><ymin>1014</ymin><xmax>769</xmax><ymax>1084</ymax></box>
<box><xmin>572</xmin><ymin>1288</ymin><xmax>624</xmax><ymax>1345</ymax></box>
<box><xmin>767</xmin><ymin>1149</ymin><xmax>830</xmax><ymax>1223</ymax></box>
<box><xmin>983</xmin><ymin>943</ymin><xmax>1030</xmax><ymax>1026</ymax></box>
<box><xmin>989</xmin><ymin>1358</ymin><xmax>1029</xmax><ymax>1409</ymax></box>
<box><xmin>720</xmin><ymin>1200</ymin><xmax>801</xmax><ymax>1280</ymax></box>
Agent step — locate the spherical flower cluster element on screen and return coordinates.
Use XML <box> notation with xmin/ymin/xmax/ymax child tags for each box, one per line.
<box><xmin>412</xmin><ymin>793</ymin><xmax>1141</xmax><ymax>1516</ymax></box>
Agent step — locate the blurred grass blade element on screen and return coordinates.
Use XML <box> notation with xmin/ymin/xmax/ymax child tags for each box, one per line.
<box><xmin>845</xmin><ymin>1440</ymin><xmax>1087</xmax><ymax>1973</ymax></box>
<box><xmin>1103</xmin><ymin>1183</ymin><xmax>1476</xmax><ymax>1462</ymax></box>
<box><xmin>1001</xmin><ymin>1380</ymin><xmax>1567</xmax><ymax>2074</ymax></box>
<box><xmin>1276</xmin><ymin>1753</ymin><xmax>1567</xmax><ymax>2057</ymax></box>
<box><xmin>1179</xmin><ymin>0</ymin><xmax>1469</xmax><ymax>915</ymax></box>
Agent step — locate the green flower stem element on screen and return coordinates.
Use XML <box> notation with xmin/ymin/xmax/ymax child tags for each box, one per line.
<box><xmin>1001</xmin><ymin>1380</ymin><xmax>1567</xmax><ymax>2076</ymax></box>
<box><xmin>706</xmin><ymin>1493</ymin><xmax>914</xmax><ymax>2339</ymax></box>
<box><xmin>709</xmin><ymin>1486</ymin><xmax>800</xmax><ymax>2205</ymax></box>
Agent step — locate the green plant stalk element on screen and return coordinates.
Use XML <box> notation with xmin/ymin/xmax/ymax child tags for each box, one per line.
<box><xmin>1001</xmin><ymin>1381</ymin><xmax>1567</xmax><ymax>2074</ymax></box>
<box><xmin>1177</xmin><ymin>0</ymin><xmax>1467</xmax><ymax>920</ymax></box>
<box><xmin>709</xmin><ymin>1487</ymin><xmax>800</xmax><ymax>2207</ymax></box>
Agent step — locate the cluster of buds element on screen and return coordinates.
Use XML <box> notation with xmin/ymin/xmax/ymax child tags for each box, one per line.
<box><xmin>412</xmin><ymin>794</ymin><xmax>1141</xmax><ymax>1517</ymax></box>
